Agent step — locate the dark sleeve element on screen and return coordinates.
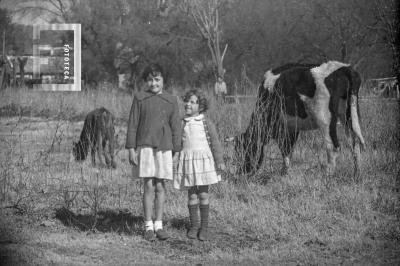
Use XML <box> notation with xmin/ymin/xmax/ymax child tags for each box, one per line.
<box><xmin>207</xmin><ymin>119</ymin><xmax>224</xmax><ymax>165</ymax></box>
<box><xmin>125</xmin><ymin>95</ymin><xmax>140</xmax><ymax>149</ymax></box>
<box><xmin>170</xmin><ymin>97</ymin><xmax>182</xmax><ymax>152</ymax></box>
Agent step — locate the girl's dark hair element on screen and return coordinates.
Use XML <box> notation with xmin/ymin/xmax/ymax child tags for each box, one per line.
<box><xmin>183</xmin><ymin>89</ymin><xmax>209</xmax><ymax>113</ymax></box>
<box><xmin>142</xmin><ymin>63</ymin><xmax>166</xmax><ymax>82</ymax></box>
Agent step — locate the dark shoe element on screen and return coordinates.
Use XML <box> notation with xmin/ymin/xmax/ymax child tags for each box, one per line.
<box><xmin>155</xmin><ymin>229</ymin><xmax>169</xmax><ymax>240</ymax></box>
<box><xmin>198</xmin><ymin>227</ymin><xmax>208</xmax><ymax>241</ymax></box>
<box><xmin>187</xmin><ymin>227</ymin><xmax>199</xmax><ymax>239</ymax></box>
<box><xmin>143</xmin><ymin>230</ymin><xmax>156</xmax><ymax>241</ymax></box>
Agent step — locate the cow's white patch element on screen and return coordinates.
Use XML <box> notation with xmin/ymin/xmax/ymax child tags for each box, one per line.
<box><xmin>303</xmin><ymin>62</ymin><xmax>350</xmax><ymax>156</ymax></box>
<box><xmin>263</xmin><ymin>70</ymin><xmax>280</xmax><ymax>92</ymax></box>
<box><xmin>311</xmin><ymin>61</ymin><xmax>350</xmax><ymax>79</ymax></box>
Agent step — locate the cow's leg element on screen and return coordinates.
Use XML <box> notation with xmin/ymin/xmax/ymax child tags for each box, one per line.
<box><xmin>307</xmin><ymin>99</ymin><xmax>338</xmax><ymax>175</ymax></box>
<box><xmin>102</xmin><ymin>138</ymin><xmax>112</xmax><ymax>167</ymax></box>
<box><xmin>338</xmin><ymin>124</ymin><xmax>361</xmax><ymax>179</ymax></box>
<box><xmin>255</xmin><ymin>145</ymin><xmax>265</xmax><ymax>171</ymax></box>
<box><xmin>327</xmin><ymin>97</ymin><xmax>342</xmax><ymax>175</ymax></box>
<box><xmin>351</xmin><ymin>132</ymin><xmax>361</xmax><ymax>179</ymax></box>
<box><xmin>90</xmin><ymin>144</ymin><xmax>96</xmax><ymax>166</ymax></box>
<box><xmin>277</xmin><ymin>131</ymin><xmax>299</xmax><ymax>175</ymax></box>
<box><xmin>96</xmin><ymin>133</ymin><xmax>105</xmax><ymax>167</ymax></box>
<box><xmin>344</xmin><ymin>115</ymin><xmax>362</xmax><ymax>179</ymax></box>
<box><xmin>89</xmin><ymin>132</ymin><xmax>96</xmax><ymax>166</ymax></box>
<box><xmin>329</xmin><ymin>105</ymin><xmax>340</xmax><ymax>150</ymax></box>
<box><xmin>326</xmin><ymin>145</ymin><xmax>339</xmax><ymax>176</ymax></box>
<box><xmin>312</xmin><ymin>110</ymin><xmax>338</xmax><ymax>175</ymax></box>
<box><xmin>322</xmin><ymin>122</ymin><xmax>339</xmax><ymax>176</ymax></box>
<box><xmin>109</xmin><ymin>134</ymin><xmax>117</xmax><ymax>169</ymax></box>
<box><xmin>299</xmin><ymin>93</ymin><xmax>336</xmax><ymax>174</ymax></box>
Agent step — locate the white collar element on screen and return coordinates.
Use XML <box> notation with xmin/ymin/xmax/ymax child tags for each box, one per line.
<box><xmin>183</xmin><ymin>113</ymin><xmax>204</xmax><ymax>122</ymax></box>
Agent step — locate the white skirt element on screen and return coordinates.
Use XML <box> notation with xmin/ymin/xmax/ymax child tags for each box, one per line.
<box><xmin>135</xmin><ymin>146</ymin><xmax>173</xmax><ymax>180</ymax></box>
<box><xmin>173</xmin><ymin>149</ymin><xmax>221</xmax><ymax>190</ymax></box>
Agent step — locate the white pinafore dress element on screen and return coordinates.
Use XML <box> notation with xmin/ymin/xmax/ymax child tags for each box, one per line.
<box><xmin>173</xmin><ymin>114</ymin><xmax>221</xmax><ymax>189</ymax></box>
<box><xmin>135</xmin><ymin>147</ymin><xmax>173</xmax><ymax>180</ymax></box>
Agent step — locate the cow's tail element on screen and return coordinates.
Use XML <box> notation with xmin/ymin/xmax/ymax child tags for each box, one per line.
<box><xmin>343</xmin><ymin>66</ymin><xmax>366</xmax><ymax>150</ymax></box>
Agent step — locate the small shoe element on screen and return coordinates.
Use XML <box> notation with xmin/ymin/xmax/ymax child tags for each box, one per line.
<box><xmin>155</xmin><ymin>229</ymin><xmax>169</xmax><ymax>240</ymax></box>
<box><xmin>198</xmin><ymin>228</ymin><xmax>208</xmax><ymax>241</ymax></box>
<box><xmin>187</xmin><ymin>227</ymin><xmax>199</xmax><ymax>239</ymax></box>
<box><xmin>143</xmin><ymin>230</ymin><xmax>156</xmax><ymax>241</ymax></box>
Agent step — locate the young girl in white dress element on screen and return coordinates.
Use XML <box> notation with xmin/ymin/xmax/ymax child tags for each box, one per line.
<box><xmin>126</xmin><ymin>63</ymin><xmax>181</xmax><ymax>241</ymax></box>
<box><xmin>174</xmin><ymin>89</ymin><xmax>225</xmax><ymax>241</ymax></box>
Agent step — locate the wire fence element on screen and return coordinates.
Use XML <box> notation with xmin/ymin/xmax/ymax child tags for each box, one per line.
<box><xmin>225</xmin><ymin>95</ymin><xmax>399</xmax><ymax>104</ymax></box>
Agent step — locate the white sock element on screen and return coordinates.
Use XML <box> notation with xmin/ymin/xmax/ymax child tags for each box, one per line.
<box><xmin>154</xmin><ymin>220</ymin><xmax>163</xmax><ymax>231</ymax></box>
<box><xmin>145</xmin><ymin>220</ymin><xmax>154</xmax><ymax>231</ymax></box>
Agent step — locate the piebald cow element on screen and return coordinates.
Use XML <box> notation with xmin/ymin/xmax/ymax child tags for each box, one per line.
<box><xmin>231</xmin><ymin>61</ymin><xmax>365</xmax><ymax>176</ymax></box>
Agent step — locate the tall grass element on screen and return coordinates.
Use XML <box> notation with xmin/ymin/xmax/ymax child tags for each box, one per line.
<box><xmin>0</xmin><ymin>86</ymin><xmax>132</xmax><ymax>121</ymax></box>
<box><xmin>0</xmin><ymin>85</ymin><xmax>399</xmax><ymax>264</ymax></box>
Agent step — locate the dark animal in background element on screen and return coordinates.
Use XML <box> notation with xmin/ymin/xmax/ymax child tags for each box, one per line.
<box><xmin>73</xmin><ymin>107</ymin><xmax>117</xmax><ymax>168</ymax></box>
<box><xmin>229</xmin><ymin>61</ymin><xmax>365</xmax><ymax>176</ymax></box>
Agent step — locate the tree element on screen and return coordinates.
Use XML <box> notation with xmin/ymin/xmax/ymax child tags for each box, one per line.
<box><xmin>223</xmin><ymin>0</ymin><xmax>305</xmax><ymax>80</ymax></box>
<box><xmin>296</xmin><ymin>0</ymin><xmax>376</xmax><ymax>63</ymax></box>
<box><xmin>0</xmin><ymin>7</ymin><xmax>15</xmax><ymax>89</ymax></box>
<box><xmin>281</xmin><ymin>0</ymin><xmax>392</xmax><ymax>77</ymax></box>
<box><xmin>12</xmin><ymin>0</ymin><xmax>79</xmax><ymax>23</ymax></box>
<box><xmin>0</xmin><ymin>7</ymin><xmax>12</xmax><ymax>55</ymax></box>
<box><xmin>371</xmin><ymin>0</ymin><xmax>399</xmax><ymax>79</ymax></box>
<box><xmin>182</xmin><ymin>0</ymin><xmax>228</xmax><ymax>79</ymax></box>
<box><xmin>5</xmin><ymin>0</ymin><xmax>394</xmax><ymax>87</ymax></box>
<box><xmin>67</xmin><ymin>0</ymin><xmax>200</xmax><ymax>87</ymax></box>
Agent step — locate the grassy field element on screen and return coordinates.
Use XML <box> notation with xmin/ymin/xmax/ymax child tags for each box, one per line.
<box><xmin>0</xmin><ymin>87</ymin><xmax>399</xmax><ymax>265</ymax></box>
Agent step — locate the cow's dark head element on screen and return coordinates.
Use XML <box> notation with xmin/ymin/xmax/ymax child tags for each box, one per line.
<box><xmin>72</xmin><ymin>141</ymin><xmax>87</xmax><ymax>161</ymax></box>
<box><xmin>223</xmin><ymin>83</ymin><xmax>274</xmax><ymax>175</ymax></box>
<box><xmin>226</xmin><ymin>115</ymin><xmax>268</xmax><ymax>175</ymax></box>
<box><xmin>234</xmin><ymin>133</ymin><xmax>259</xmax><ymax>174</ymax></box>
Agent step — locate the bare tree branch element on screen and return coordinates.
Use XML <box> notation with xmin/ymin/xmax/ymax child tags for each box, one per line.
<box><xmin>184</xmin><ymin>0</ymin><xmax>227</xmax><ymax>79</ymax></box>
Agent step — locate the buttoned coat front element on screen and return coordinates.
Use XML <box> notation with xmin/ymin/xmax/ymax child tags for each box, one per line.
<box><xmin>125</xmin><ymin>91</ymin><xmax>182</xmax><ymax>152</ymax></box>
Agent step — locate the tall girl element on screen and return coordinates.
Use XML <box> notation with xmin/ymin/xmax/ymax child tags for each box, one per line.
<box><xmin>126</xmin><ymin>63</ymin><xmax>181</xmax><ymax>241</ymax></box>
<box><xmin>174</xmin><ymin>89</ymin><xmax>225</xmax><ymax>241</ymax></box>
